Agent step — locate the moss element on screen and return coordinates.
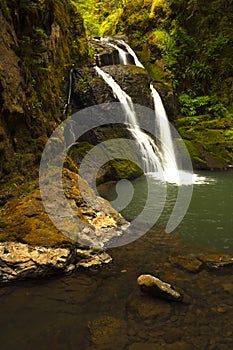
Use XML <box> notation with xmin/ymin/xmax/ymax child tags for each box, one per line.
<box><xmin>106</xmin><ymin>159</ymin><xmax>143</xmax><ymax>180</ymax></box>
<box><xmin>0</xmin><ymin>0</ymin><xmax>90</xmax><ymax>193</ymax></box>
<box><xmin>144</xmin><ymin>61</ymin><xmax>169</xmax><ymax>83</ymax></box>
<box><xmin>68</xmin><ymin>141</ymin><xmax>93</xmax><ymax>164</ymax></box>
<box><xmin>176</xmin><ymin>114</ymin><xmax>233</xmax><ymax>168</ymax></box>
<box><xmin>183</xmin><ymin>140</ymin><xmax>207</xmax><ymax>167</ymax></box>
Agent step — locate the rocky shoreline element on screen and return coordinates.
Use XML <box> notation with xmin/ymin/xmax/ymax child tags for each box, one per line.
<box><xmin>0</xmin><ymin>164</ymin><xmax>128</xmax><ymax>283</ymax></box>
<box><xmin>0</xmin><ymin>241</ymin><xmax>112</xmax><ymax>283</ymax></box>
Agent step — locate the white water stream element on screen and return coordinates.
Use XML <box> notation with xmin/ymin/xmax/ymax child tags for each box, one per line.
<box><xmin>108</xmin><ymin>42</ymin><xmax>129</xmax><ymax>65</ymax></box>
<box><xmin>115</xmin><ymin>39</ymin><xmax>145</xmax><ymax>68</ymax></box>
<box><xmin>94</xmin><ymin>39</ymin><xmax>194</xmax><ymax>185</ymax></box>
<box><xmin>95</xmin><ymin>66</ymin><xmax>161</xmax><ymax>173</ymax></box>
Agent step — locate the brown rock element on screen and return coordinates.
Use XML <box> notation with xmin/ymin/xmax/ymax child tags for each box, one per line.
<box><xmin>0</xmin><ymin>168</ymin><xmax>126</xmax><ymax>248</ymax></box>
<box><xmin>0</xmin><ymin>241</ymin><xmax>113</xmax><ymax>282</ymax></box>
<box><xmin>137</xmin><ymin>274</ymin><xmax>182</xmax><ymax>301</ymax></box>
<box><xmin>169</xmin><ymin>256</ymin><xmax>203</xmax><ymax>273</ymax></box>
<box><xmin>199</xmin><ymin>254</ymin><xmax>233</xmax><ymax>269</ymax></box>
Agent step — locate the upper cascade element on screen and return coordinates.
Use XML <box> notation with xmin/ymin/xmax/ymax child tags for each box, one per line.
<box><xmin>90</xmin><ymin>37</ymin><xmax>143</xmax><ymax>67</ymax></box>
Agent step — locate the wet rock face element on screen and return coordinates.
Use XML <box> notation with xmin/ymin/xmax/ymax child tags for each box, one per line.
<box><xmin>101</xmin><ymin>65</ymin><xmax>153</xmax><ymax>108</ymax></box>
<box><xmin>137</xmin><ymin>274</ymin><xmax>182</xmax><ymax>302</ymax></box>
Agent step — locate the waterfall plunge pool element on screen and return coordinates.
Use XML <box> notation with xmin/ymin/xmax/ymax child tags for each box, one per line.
<box><xmin>1</xmin><ymin>171</ymin><xmax>233</xmax><ymax>350</ymax></box>
<box><xmin>98</xmin><ymin>171</ymin><xmax>233</xmax><ymax>254</ymax></box>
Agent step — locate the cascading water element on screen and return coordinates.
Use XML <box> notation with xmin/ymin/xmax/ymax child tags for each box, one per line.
<box><xmin>108</xmin><ymin>43</ymin><xmax>129</xmax><ymax>65</ymax></box>
<box><xmin>63</xmin><ymin>67</ymin><xmax>73</xmax><ymax>115</ymax></box>
<box><xmin>93</xmin><ymin>38</ymin><xmax>193</xmax><ymax>184</ymax></box>
<box><xmin>95</xmin><ymin>66</ymin><xmax>162</xmax><ymax>173</ymax></box>
<box><xmin>150</xmin><ymin>84</ymin><xmax>180</xmax><ymax>184</ymax></box>
<box><xmin>115</xmin><ymin>39</ymin><xmax>144</xmax><ymax>68</ymax></box>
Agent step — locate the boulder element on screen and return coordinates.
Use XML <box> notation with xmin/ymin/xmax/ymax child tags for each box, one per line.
<box><xmin>137</xmin><ymin>274</ymin><xmax>182</xmax><ymax>302</ymax></box>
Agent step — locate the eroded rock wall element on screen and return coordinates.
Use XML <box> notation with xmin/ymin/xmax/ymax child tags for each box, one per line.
<box><xmin>0</xmin><ymin>0</ymin><xmax>88</xmax><ymax>200</ymax></box>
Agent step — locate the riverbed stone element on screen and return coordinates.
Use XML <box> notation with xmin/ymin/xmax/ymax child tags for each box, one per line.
<box><xmin>169</xmin><ymin>255</ymin><xmax>203</xmax><ymax>273</ymax></box>
<box><xmin>88</xmin><ymin>316</ymin><xmax>127</xmax><ymax>349</ymax></box>
<box><xmin>222</xmin><ymin>282</ymin><xmax>233</xmax><ymax>295</ymax></box>
<box><xmin>127</xmin><ymin>294</ymin><xmax>171</xmax><ymax>321</ymax></box>
<box><xmin>0</xmin><ymin>242</ymin><xmax>72</xmax><ymax>282</ymax></box>
<box><xmin>198</xmin><ymin>254</ymin><xmax>233</xmax><ymax>269</ymax></box>
<box><xmin>76</xmin><ymin>249</ymin><xmax>112</xmax><ymax>268</ymax></box>
<box><xmin>137</xmin><ymin>274</ymin><xmax>182</xmax><ymax>301</ymax></box>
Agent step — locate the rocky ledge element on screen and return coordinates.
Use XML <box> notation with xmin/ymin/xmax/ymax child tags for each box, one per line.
<box><xmin>0</xmin><ymin>161</ymin><xmax>127</xmax><ymax>282</ymax></box>
<box><xmin>0</xmin><ymin>242</ymin><xmax>112</xmax><ymax>283</ymax></box>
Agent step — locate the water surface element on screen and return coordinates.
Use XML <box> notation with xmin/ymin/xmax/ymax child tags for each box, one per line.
<box><xmin>0</xmin><ymin>171</ymin><xmax>233</xmax><ymax>349</ymax></box>
<box><xmin>99</xmin><ymin>171</ymin><xmax>233</xmax><ymax>253</ymax></box>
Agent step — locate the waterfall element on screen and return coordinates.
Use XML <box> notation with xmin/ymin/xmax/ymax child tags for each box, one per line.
<box><xmin>150</xmin><ymin>84</ymin><xmax>180</xmax><ymax>183</ymax></box>
<box><xmin>108</xmin><ymin>43</ymin><xmax>129</xmax><ymax>65</ymax></box>
<box><xmin>115</xmin><ymin>39</ymin><xmax>144</xmax><ymax>68</ymax></box>
<box><xmin>95</xmin><ymin>66</ymin><xmax>161</xmax><ymax>173</ymax></box>
<box><xmin>63</xmin><ymin>67</ymin><xmax>73</xmax><ymax>115</ymax></box>
<box><xmin>92</xmin><ymin>38</ymin><xmax>193</xmax><ymax>184</ymax></box>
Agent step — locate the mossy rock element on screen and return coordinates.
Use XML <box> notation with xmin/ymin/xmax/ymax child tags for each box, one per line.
<box><xmin>0</xmin><ymin>169</ymin><xmax>126</xmax><ymax>247</ymax></box>
<box><xmin>104</xmin><ymin>159</ymin><xmax>143</xmax><ymax>181</ymax></box>
<box><xmin>176</xmin><ymin>114</ymin><xmax>233</xmax><ymax>169</ymax></box>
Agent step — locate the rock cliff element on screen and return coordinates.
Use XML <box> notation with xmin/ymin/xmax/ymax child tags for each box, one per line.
<box><xmin>0</xmin><ymin>0</ymin><xmax>88</xmax><ymax>202</ymax></box>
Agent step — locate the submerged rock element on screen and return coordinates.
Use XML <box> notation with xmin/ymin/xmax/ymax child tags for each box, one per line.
<box><xmin>88</xmin><ymin>315</ymin><xmax>127</xmax><ymax>349</ymax></box>
<box><xmin>127</xmin><ymin>294</ymin><xmax>171</xmax><ymax>321</ymax></box>
<box><xmin>137</xmin><ymin>274</ymin><xmax>182</xmax><ymax>302</ymax></box>
<box><xmin>169</xmin><ymin>255</ymin><xmax>203</xmax><ymax>273</ymax></box>
<box><xmin>198</xmin><ymin>254</ymin><xmax>233</xmax><ymax>270</ymax></box>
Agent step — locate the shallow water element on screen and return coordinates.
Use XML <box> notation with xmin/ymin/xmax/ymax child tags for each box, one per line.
<box><xmin>1</xmin><ymin>172</ymin><xmax>233</xmax><ymax>349</ymax></box>
<box><xmin>1</xmin><ymin>228</ymin><xmax>233</xmax><ymax>349</ymax></box>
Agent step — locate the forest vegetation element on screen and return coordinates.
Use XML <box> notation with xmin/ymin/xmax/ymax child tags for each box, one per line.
<box><xmin>0</xmin><ymin>0</ymin><xmax>232</xmax><ymax>200</ymax></box>
<box><xmin>76</xmin><ymin>0</ymin><xmax>233</xmax><ymax>168</ymax></box>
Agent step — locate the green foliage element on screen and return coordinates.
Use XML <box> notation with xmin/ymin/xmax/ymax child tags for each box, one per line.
<box><xmin>74</xmin><ymin>74</ymin><xmax>94</xmax><ymax>94</ymax></box>
<box><xmin>105</xmin><ymin>0</ymin><xmax>233</xmax><ymax>115</ymax></box>
<box><xmin>179</xmin><ymin>94</ymin><xmax>227</xmax><ymax>117</ymax></box>
<box><xmin>225</xmin><ymin>129</ymin><xmax>233</xmax><ymax>141</ymax></box>
<box><xmin>18</xmin><ymin>27</ymin><xmax>50</xmax><ymax>81</ymax></box>
<box><xmin>75</xmin><ymin>0</ymin><xmax>123</xmax><ymax>36</ymax></box>
<box><xmin>100</xmin><ymin>8</ymin><xmax>123</xmax><ymax>36</ymax></box>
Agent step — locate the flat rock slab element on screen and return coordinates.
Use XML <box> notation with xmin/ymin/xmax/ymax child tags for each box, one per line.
<box><xmin>137</xmin><ymin>274</ymin><xmax>182</xmax><ymax>302</ymax></box>
<box><xmin>0</xmin><ymin>242</ymin><xmax>112</xmax><ymax>283</ymax></box>
<box><xmin>169</xmin><ymin>256</ymin><xmax>203</xmax><ymax>273</ymax></box>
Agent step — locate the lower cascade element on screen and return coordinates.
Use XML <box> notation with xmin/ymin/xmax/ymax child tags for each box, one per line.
<box><xmin>95</xmin><ymin>66</ymin><xmax>161</xmax><ymax>174</ymax></box>
<box><xmin>150</xmin><ymin>84</ymin><xmax>180</xmax><ymax>184</ymax></box>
